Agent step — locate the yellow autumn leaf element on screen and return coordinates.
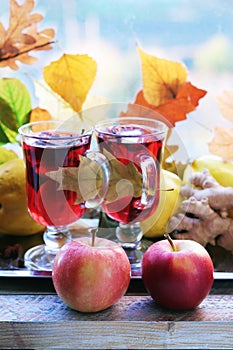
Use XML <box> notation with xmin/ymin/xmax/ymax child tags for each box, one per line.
<box><xmin>208</xmin><ymin>127</ymin><xmax>233</xmax><ymax>161</ymax></box>
<box><xmin>137</xmin><ymin>46</ymin><xmax>188</xmax><ymax>106</ymax></box>
<box><xmin>34</xmin><ymin>80</ymin><xmax>77</xmax><ymax>120</ymax></box>
<box><xmin>43</xmin><ymin>53</ymin><xmax>97</xmax><ymax>113</ymax></box>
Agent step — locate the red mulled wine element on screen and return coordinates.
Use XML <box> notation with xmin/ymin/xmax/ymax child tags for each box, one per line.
<box><xmin>22</xmin><ymin>131</ymin><xmax>91</xmax><ymax>227</ymax></box>
<box><xmin>97</xmin><ymin>123</ymin><xmax>164</xmax><ymax>224</ymax></box>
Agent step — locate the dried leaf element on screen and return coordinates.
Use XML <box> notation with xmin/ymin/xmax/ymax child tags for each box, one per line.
<box><xmin>0</xmin><ymin>0</ymin><xmax>55</xmax><ymax>70</ymax></box>
<box><xmin>155</xmin><ymin>82</ymin><xmax>207</xmax><ymax>124</ymax></box>
<box><xmin>34</xmin><ymin>80</ymin><xmax>76</xmax><ymax>120</ymax></box>
<box><xmin>103</xmin><ymin>149</ymin><xmax>142</xmax><ymax>203</ymax></box>
<box><xmin>29</xmin><ymin>107</ymin><xmax>52</xmax><ymax>123</ymax></box>
<box><xmin>46</xmin><ymin>156</ymin><xmax>103</xmax><ymax>205</ymax></box>
<box><xmin>208</xmin><ymin>127</ymin><xmax>233</xmax><ymax>161</ymax></box>
<box><xmin>124</xmin><ymin>81</ymin><xmax>206</xmax><ymax>127</ymax></box>
<box><xmin>133</xmin><ymin>46</ymin><xmax>207</xmax><ymax>126</ymax></box>
<box><xmin>216</xmin><ymin>91</ymin><xmax>233</xmax><ymax>123</ymax></box>
<box><xmin>34</xmin><ymin>79</ymin><xmax>110</xmax><ymax>124</ymax></box>
<box><xmin>43</xmin><ymin>53</ymin><xmax>97</xmax><ymax>113</ymax></box>
<box><xmin>164</xmin><ymin>160</ymin><xmax>187</xmax><ymax>178</ymax></box>
<box><xmin>133</xmin><ymin>90</ymin><xmax>188</xmax><ymax>126</ymax></box>
<box><xmin>137</xmin><ymin>45</ymin><xmax>188</xmax><ymax>106</ymax></box>
<box><xmin>163</xmin><ymin>145</ymin><xmax>179</xmax><ymax>163</ymax></box>
<box><xmin>120</xmin><ymin>94</ymin><xmax>166</xmax><ymax>121</ymax></box>
<box><xmin>45</xmin><ymin>150</ymin><xmax>143</xmax><ymax>205</ymax></box>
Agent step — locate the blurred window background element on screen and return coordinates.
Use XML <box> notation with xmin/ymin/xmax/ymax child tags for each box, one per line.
<box><xmin>1</xmin><ymin>0</ymin><xmax>233</xmax><ymax>159</ymax></box>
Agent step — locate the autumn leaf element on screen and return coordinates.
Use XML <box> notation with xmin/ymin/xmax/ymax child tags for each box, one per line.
<box><xmin>34</xmin><ymin>79</ymin><xmax>110</xmax><ymax>125</ymax></box>
<box><xmin>137</xmin><ymin>46</ymin><xmax>188</xmax><ymax>106</ymax></box>
<box><xmin>162</xmin><ymin>144</ymin><xmax>179</xmax><ymax>168</ymax></box>
<box><xmin>34</xmin><ymin>80</ymin><xmax>76</xmax><ymax>121</ymax></box>
<box><xmin>129</xmin><ymin>90</ymin><xmax>187</xmax><ymax>126</ymax></box>
<box><xmin>0</xmin><ymin>78</ymin><xmax>31</xmax><ymax>143</ymax></box>
<box><xmin>156</xmin><ymin>82</ymin><xmax>207</xmax><ymax>124</ymax></box>
<box><xmin>216</xmin><ymin>91</ymin><xmax>233</xmax><ymax>123</ymax></box>
<box><xmin>133</xmin><ymin>46</ymin><xmax>207</xmax><ymax>126</ymax></box>
<box><xmin>29</xmin><ymin>107</ymin><xmax>52</xmax><ymax>123</ymax></box>
<box><xmin>120</xmin><ymin>95</ymin><xmax>166</xmax><ymax>121</ymax></box>
<box><xmin>46</xmin><ymin>156</ymin><xmax>104</xmax><ymax>204</ymax></box>
<box><xmin>164</xmin><ymin>160</ymin><xmax>187</xmax><ymax>178</ymax></box>
<box><xmin>45</xmin><ymin>151</ymin><xmax>143</xmax><ymax>205</ymax></box>
<box><xmin>122</xmin><ymin>82</ymin><xmax>206</xmax><ymax>127</ymax></box>
<box><xmin>102</xmin><ymin>149</ymin><xmax>142</xmax><ymax>203</ymax></box>
<box><xmin>43</xmin><ymin>53</ymin><xmax>97</xmax><ymax>113</ymax></box>
<box><xmin>0</xmin><ymin>0</ymin><xmax>55</xmax><ymax>70</ymax></box>
<box><xmin>208</xmin><ymin>127</ymin><xmax>233</xmax><ymax>161</ymax></box>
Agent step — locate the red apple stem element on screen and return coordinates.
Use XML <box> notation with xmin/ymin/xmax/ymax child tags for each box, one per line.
<box><xmin>90</xmin><ymin>227</ymin><xmax>97</xmax><ymax>247</ymax></box>
<box><xmin>164</xmin><ymin>233</ymin><xmax>177</xmax><ymax>252</ymax></box>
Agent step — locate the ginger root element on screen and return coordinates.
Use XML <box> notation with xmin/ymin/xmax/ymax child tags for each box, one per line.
<box><xmin>168</xmin><ymin>168</ymin><xmax>233</xmax><ymax>253</ymax></box>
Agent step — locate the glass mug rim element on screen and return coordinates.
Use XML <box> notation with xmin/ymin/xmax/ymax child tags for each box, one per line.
<box><xmin>95</xmin><ymin>116</ymin><xmax>168</xmax><ymax>138</ymax></box>
<box><xmin>18</xmin><ymin>120</ymin><xmax>93</xmax><ymax>140</ymax></box>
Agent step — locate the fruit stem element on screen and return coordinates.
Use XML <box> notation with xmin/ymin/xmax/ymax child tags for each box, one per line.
<box><xmin>164</xmin><ymin>233</ymin><xmax>177</xmax><ymax>252</ymax></box>
<box><xmin>90</xmin><ymin>227</ymin><xmax>97</xmax><ymax>247</ymax></box>
<box><xmin>160</xmin><ymin>188</ymin><xmax>174</xmax><ymax>192</ymax></box>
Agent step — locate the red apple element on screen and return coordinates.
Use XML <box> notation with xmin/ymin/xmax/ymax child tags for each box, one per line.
<box><xmin>142</xmin><ymin>235</ymin><xmax>214</xmax><ymax>310</ymax></box>
<box><xmin>52</xmin><ymin>236</ymin><xmax>131</xmax><ymax>312</ymax></box>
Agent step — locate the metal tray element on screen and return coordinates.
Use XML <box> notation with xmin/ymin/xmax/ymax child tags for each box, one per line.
<box><xmin>1</xmin><ymin>219</ymin><xmax>233</xmax><ymax>280</ymax></box>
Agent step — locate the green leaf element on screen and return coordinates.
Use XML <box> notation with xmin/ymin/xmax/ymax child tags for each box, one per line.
<box><xmin>0</xmin><ymin>78</ymin><xmax>31</xmax><ymax>128</ymax></box>
<box><xmin>0</xmin><ymin>123</ymin><xmax>18</xmax><ymax>143</ymax></box>
<box><xmin>0</xmin><ymin>97</ymin><xmax>15</xmax><ymax>130</ymax></box>
<box><xmin>0</xmin><ymin>78</ymin><xmax>32</xmax><ymax>143</ymax></box>
<box><xmin>0</xmin><ymin>124</ymin><xmax>10</xmax><ymax>144</ymax></box>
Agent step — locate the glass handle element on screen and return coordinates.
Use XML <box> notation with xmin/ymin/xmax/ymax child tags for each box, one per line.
<box><xmin>139</xmin><ymin>154</ymin><xmax>158</xmax><ymax>209</ymax></box>
<box><xmin>79</xmin><ymin>150</ymin><xmax>110</xmax><ymax>208</ymax></box>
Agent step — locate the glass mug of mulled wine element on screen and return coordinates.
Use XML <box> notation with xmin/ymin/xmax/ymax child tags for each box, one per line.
<box><xmin>19</xmin><ymin>119</ymin><xmax>109</xmax><ymax>271</ymax></box>
<box><xmin>95</xmin><ymin>116</ymin><xmax>168</xmax><ymax>268</ymax></box>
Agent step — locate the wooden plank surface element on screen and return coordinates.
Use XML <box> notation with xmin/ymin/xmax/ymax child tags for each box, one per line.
<box><xmin>1</xmin><ymin>320</ymin><xmax>233</xmax><ymax>349</ymax></box>
<box><xmin>0</xmin><ymin>292</ymin><xmax>233</xmax><ymax>349</ymax></box>
<box><xmin>1</xmin><ymin>293</ymin><xmax>233</xmax><ymax>322</ymax></box>
<box><xmin>0</xmin><ymin>278</ymin><xmax>233</xmax><ymax>349</ymax></box>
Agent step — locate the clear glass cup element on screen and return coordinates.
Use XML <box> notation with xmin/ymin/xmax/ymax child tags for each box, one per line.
<box><xmin>19</xmin><ymin>119</ymin><xmax>109</xmax><ymax>271</ymax></box>
<box><xmin>95</xmin><ymin>116</ymin><xmax>168</xmax><ymax>268</ymax></box>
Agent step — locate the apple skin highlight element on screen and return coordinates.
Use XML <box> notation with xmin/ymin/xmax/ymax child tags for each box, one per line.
<box><xmin>52</xmin><ymin>237</ymin><xmax>131</xmax><ymax>313</ymax></box>
<box><xmin>142</xmin><ymin>238</ymin><xmax>214</xmax><ymax>310</ymax></box>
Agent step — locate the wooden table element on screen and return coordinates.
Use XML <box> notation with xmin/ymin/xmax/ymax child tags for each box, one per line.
<box><xmin>0</xmin><ymin>274</ymin><xmax>233</xmax><ymax>349</ymax></box>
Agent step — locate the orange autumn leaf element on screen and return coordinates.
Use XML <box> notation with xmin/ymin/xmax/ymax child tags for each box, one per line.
<box><xmin>123</xmin><ymin>82</ymin><xmax>206</xmax><ymax>127</ymax></box>
<box><xmin>134</xmin><ymin>90</ymin><xmax>188</xmax><ymax>125</ymax></box>
<box><xmin>29</xmin><ymin>107</ymin><xmax>52</xmax><ymax>122</ymax></box>
<box><xmin>120</xmin><ymin>92</ymin><xmax>166</xmax><ymax>121</ymax></box>
<box><xmin>43</xmin><ymin>53</ymin><xmax>97</xmax><ymax>113</ymax></box>
<box><xmin>156</xmin><ymin>82</ymin><xmax>207</xmax><ymax>124</ymax></box>
<box><xmin>208</xmin><ymin>127</ymin><xmax>233</xmax><ymax>161</ymax></box>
